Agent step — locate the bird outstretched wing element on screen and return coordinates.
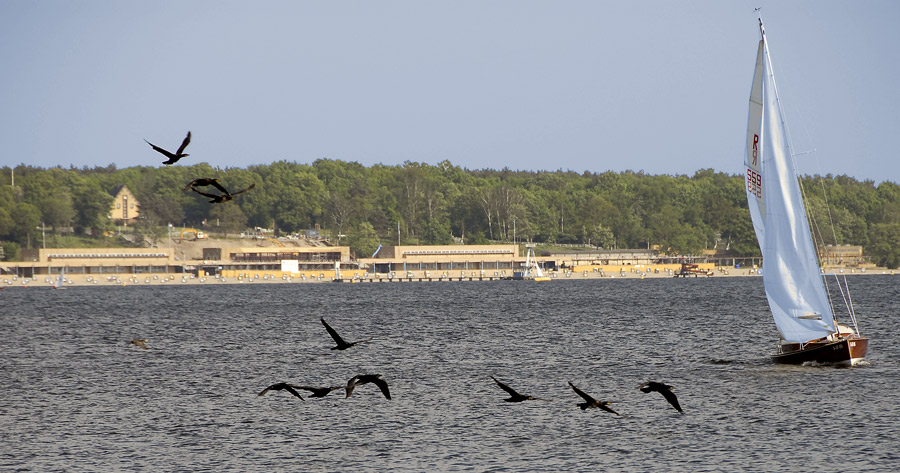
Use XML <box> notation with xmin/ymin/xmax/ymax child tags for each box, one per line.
<box><xmin>209</xmin><ymin>180</ymin><xmax>229</xmax><ymax>194</ymax></box>
<box><xmin>282</xmin><ymin>384</ymin><xmax>305</xmax><ymax>400</ymax></box>
<box><xmin>345</xmin><ymin>375</ymin><xmax>360</xmax><ymax>397</ymax></box>
<box><xmin>568</xmin><ymin>381</ymin><xmax>596</xmax><ymax>403</ymax></box>
<box><xmin>144</xmin><ymin>139</ymin><xmax>176</xmax><ymax>160</ymax></box>
<box><xmin>371</xmin><ymin>377</ymin><xmax>391</xmax><ymax>400</ymax></box>
<box><xmin>491</xmin><ymin>376</ymin><xmax>521</xmax><ymax>397</ymax></box>
<box><xmin>229</xmin><ymin>183</ymin><xmax>256</xmax><ymax>196</ymax></box>
<box><xmin>190</xmin><ymin>187</ymin><xmax>220</xmax><ymax>199</ymax></box>
<box><xmin>175</xmin><ymin>131</ymin><xmax>191</xmax><ymax>155</ymax></box>
<box><xmin>659</xmin><ymin>388</ymin><xmax>683</xmax><ymax>413</ymax></box>
<box><xmin>321</xmin><ymin>318</ymin><xmax>348</xmax><ymax>346</ymax></box>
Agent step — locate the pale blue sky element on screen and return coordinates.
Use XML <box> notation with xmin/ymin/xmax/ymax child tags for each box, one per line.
<box><xmin>2</xmin><ymin>1</ymin><xmax>898</xmax><ymax>182</ymax></box>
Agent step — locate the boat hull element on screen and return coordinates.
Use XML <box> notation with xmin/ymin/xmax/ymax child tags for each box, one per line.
<box><xmin>771</xmin><ymin>336</ymin><xmax>868</xmax><ymax>366</ymax></box>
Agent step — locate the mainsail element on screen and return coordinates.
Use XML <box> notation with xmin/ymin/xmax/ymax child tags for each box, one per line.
<box><xmin>744</xmin><ymin>20</ymin><xmax>837</xmax><ymax>343</ymax></box>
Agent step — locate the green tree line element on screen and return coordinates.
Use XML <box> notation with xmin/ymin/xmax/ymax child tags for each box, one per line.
<box><xmin>2</xmin><ymin>161</ymin><xmax>900</xmax><ymax>267</ymax></box>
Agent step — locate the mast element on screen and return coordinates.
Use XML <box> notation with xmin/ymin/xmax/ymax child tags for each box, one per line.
<box><xmin>745</xmin><ymin>14</ymin><xmax>838</xmax><ymax>343</ymax></box>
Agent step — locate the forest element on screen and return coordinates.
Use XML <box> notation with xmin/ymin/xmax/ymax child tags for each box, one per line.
<box><xmin>2</xmin><ymin>160</ymin><xmax>900</xmax><ymax>268</ymax></box>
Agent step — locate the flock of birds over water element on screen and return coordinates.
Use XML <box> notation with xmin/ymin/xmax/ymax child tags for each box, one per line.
<box><xmin>129</xmin><ymin>317</ymin><xmax>683</xmax><ymax>414</ymax></box>
<box><xmin>144</xmin><ymin>131</ymin><xmax>254</xmax><ymax>203</ymax></box>
<box><xmin>139</xmin><ymin>130</ymin><xmax>684</xmax><ymax>415</ymax></box>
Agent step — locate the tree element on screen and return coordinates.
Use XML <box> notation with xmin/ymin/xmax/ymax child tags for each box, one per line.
<box><xmin>70</xmin><ymin>180</ymin><xmax>113</xmax><ymax>236</ymax></box>
<box><xmin>588</xmin><ymin>223</ymin><xmax>615</xmax><ymax>248</ymax></box>
<box><xmin>421</xmin><ymin>217</ymin><xmax>453</xmax><ymax>245</ymax></box>
<box><xmin>209</xmin><ymin>203</ymin><xmax>248</xmax><ymax>238</ymax></box>
<box><xmin>867</xmin><ymin>223</ymin><xmax>900</xmax><ymax>269</ymax></box>
<box><xmin>138</xmin><ymin>194</ymin><xmax>185</xmax><ymax>230</ymax></box>
<box><xmin>0</xmin><ymin>206</ymin><xmax>13</xmax><ymax>239</ymax></box>
<box><xmin>347</xmin><ymin>222</ymin><xmax>380</xmax><ymax>259</ymax></box>
<box><xmin>11</xmin><ymin>203</ymin><xmax>41</xmax><ymax>248</ymax></box>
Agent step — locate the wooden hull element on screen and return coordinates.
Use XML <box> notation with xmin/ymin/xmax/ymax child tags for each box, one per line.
<box><xmin>772</xmin><ymin>336</ymin><xmax>868</xmax><ymax>366</ymax></box>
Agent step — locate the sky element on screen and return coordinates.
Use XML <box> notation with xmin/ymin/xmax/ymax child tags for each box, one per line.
<box><xmin>2</xmin><ymin>1</ymin><xmax>898</xmax><ymax>183</ymax></box>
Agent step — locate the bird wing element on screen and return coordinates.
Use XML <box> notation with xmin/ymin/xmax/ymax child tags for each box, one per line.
<box><xmin>258</xmin><ymin>385</ymin><xmax>273</xmax><ymax>396</ymax></box>
<box><xmin>190</xmin><ymin>187</ymin><xmax>220</xmax><ymax>199</ymax></box>
<box><xmin>144</xmin><ymin>139</ymin><xmax>176</xmax><ymax>159</ymax></box>
<box><xmin>183</xmin><ymin>179</ymin><xmax>200</xmax><ymax>191</ymax></box>
<box><xmin>600</xmin><ymin>403</ymin><xmax>621</xmax><ymax>416</ymax></box>
<box><xmin>321</xmin><ymin>318</ymin><xmax>348</xmax><ymax>346</ymax></box>
<box><xmin>345</xmin><ymin>375</ymin><xmax>360</xmax><ymax>397</ymax></box>
<box><xmin>660</xmin><ymin>388</ymin><xmax>683</xmax><ymax>413</ymax></box>
<box><xmin>371</xmin><ymin>378</ymin><xmax>391</xmax><ymax>400</ymax></box>
<box><xmin>638</xmin><ymin>381</ymin><xmax>655</xmax><ymax>393</ymax></box>
<box><xmin>176</xmin><ymin>131</ymin><xmax>191</xmax><ymax>155</ymax></box>
<box><xmin>229</xmin><ymin>183</ymin><xmax>256</xmax><ymax>196</ymax></box>
<box><xmin>568</xmin><ymin>382</ymin><xmax>596</xmax><ymax>403</ymax></box>
<box><xmin>209</xmin><ymin>180</ymin><xmax>229</xmax><ymax>194</ymax></box>
<box><xmin>283</xmin><ymin>385</ymin><xmax>305</xmax><ymax>400</ymax></box>
<box><xmin>491</xmin><ymin>376</ymin><xmax>521</xmax><ymax>397</ymax></box>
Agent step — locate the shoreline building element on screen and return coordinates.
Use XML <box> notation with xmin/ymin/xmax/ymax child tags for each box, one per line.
<box><xmin>109</xmin><ymin>185</ymin><xmax>140</xmax><ymax>225</ymax></box>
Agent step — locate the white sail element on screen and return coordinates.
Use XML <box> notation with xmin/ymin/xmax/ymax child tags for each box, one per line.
<box><xmin>745</xmin><ymin>21</ymin><xmax>837</xmax><ymax>343</ymax></box>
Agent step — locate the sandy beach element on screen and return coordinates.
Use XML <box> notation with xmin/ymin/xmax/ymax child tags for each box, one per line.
<box><xmin>3</xmin><ymin>262</ymin><xmax>891</xmax><ymax>288</ymax></box>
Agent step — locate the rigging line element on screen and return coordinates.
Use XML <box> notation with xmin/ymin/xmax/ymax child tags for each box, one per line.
<box><xmin>822</xmin><ymin>273</ymin><xmax>839</xmax><ymax>325</ymax></box>
<box><xmin>828</xmin><ymin>272</ymin><xmax>853</xmax><ymax>323</ymax></box>
<box><xmin>842</xmin><ymin>274</ymin><xmax>861</xmax><ymax>335</ymax></box>
<box><xmin>817</xmin><ymin>176</ymin><xmax>841</xmax><ymax>245</ymax></box>
<box><xmin>761</xmin><ymin>16</ymin><xmax>839</xmax><ymax>260</ymax></box>
<box><xmin>793</xmin><ymin>101</ymin><xmax>842</xmax><ymax>249</ymax></box>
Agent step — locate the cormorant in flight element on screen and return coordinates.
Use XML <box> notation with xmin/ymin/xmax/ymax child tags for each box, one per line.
<box><xmin>258</xmin><ymin>383</ymin><xmax>305</xmax><ymax>400</ymax></box>
<box><xmin>145</xmin><ymin>131</ymin><xmax>191</xmax><ymax>165</ymax></box>
<box><xmin>345</xmin><ymin>374</ymin><xmax>391</xmax><ymax>400</ymax></box>
<box><xmin>183</xmin><ymin>178</ymin><xmax>228</xmax><ymax>193</ymax></box>
<box><xmin>295</xmin><ymin>385</ymin><xmax>344</xmax><ymax>398</ymax></box>
<box><xmin>638</xmin><ymin>381</ymin><xmax>683</xmax><ymax>413</ymax></box>
<box><xmin>568</xmin><ymin>382</ymin><xmax>620</xmax><ymax>415</ymax></box>
<box><xmin>321</xmin><ymin>317</ymin><xmax>370</xmax><ymax>350</ymax></box>
<box><xmin>491</xmin><ymin>376</ymin><xmax>545</xmax><ymax>402</ymax></box>
<box><xmin>190</xmin><ymin>183</ymin><xmax>255</xmax><ymax>203</ymax></box>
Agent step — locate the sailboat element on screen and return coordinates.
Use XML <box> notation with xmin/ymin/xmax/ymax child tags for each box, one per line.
<box><xmin>744</xmin><ymin>16</ymin><xmax>868</xmax><ymax>366</ymax></box>
<box><xmin>53</xmin><ymin>267</ymin><xmax>67</xmax><ymax>289</ymax></box>
<box><xmin>513</xmin><ymin>244</ymin><xmax>551</xmax><ymax>281</ymax></box>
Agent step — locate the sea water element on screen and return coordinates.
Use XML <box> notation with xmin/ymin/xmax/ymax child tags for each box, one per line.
<box><xmin>1</xmin><ymin>276</ymin><xmax>897</xmax><ymax>471</ymax></box>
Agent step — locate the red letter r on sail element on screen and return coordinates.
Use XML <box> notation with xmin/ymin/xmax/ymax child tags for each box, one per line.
<box><xmin>752</xmin><ymin>134</ymin><xmax>759</xmax><ymax>165</ymax></box>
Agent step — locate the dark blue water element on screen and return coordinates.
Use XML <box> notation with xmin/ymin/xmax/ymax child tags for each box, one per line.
<box><xmin>1</xmin><ymin>277</ymin><xmax>897</xmax><ymax>471</ymax></box>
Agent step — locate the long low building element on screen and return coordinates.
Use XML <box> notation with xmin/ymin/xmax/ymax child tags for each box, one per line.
<box><xmin>5</xmin><ymin>243</ymin><xmax>869</xmax><ymax>285</ymax></box>
<box><xmin>200</xmin><ymin>246</ymin><xmax>349</xmax><ymax>277</ymax></box>
<box><xmin>1</xmin><ymin>246</ymin><xmax>351</xmax><ymax>279</ymax></box>
<box><xmin>360</xmin><ymin>244</ymin><xmax>521</xmax><ymax>274</ymax></box>
<box><xmin>3</xmin><ymin>247</ymin><xmax>182</xmax><ymax>278</ymax></box>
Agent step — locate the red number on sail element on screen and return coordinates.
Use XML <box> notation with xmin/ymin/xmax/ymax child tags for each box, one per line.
<box><xmin>747</xmin><ymin>169</ymin><xmax>762</xmax><ymax>198</ymax></box>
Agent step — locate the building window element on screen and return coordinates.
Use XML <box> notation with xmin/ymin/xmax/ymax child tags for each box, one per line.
<box><xmin>116</xmin><ymin>203</ymin><xmax>121</xmax><ymax>209</ymax></box>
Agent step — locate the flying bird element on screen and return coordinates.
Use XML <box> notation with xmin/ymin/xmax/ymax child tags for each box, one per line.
<box><xmin>295</xmin><ymin>385</ymin><xmax>344</xmax><ymax>398</ymax></box>
<box><xmin>568</xmin><ymin>382</ymin><xmax>620</xmax><ymax>415</ymax></box>
<box><xmin>190</xmin><ymin>183</ymin><xmax>255</xmax><ymax>203</ymax></box>
<box><xmin>345</xmin><ymin>374</ymin><xmax>391</xmax><ymax>400</ymax></box>
<box><xmin>183</xmin><ymin>178</ymin><xmax>228</xmax><ymax>193</ymax></box>
<box><xmin>145</xmin><ymin>131</ymin><xmax>191</xmax><ymax>165</ymax></box>
<box><xmin>491</xmin><ymin>376</ymin><xmax>545</xmax><ymax>402</ymax></box>
<box><xmin>128</xmin><ymin>338</ymin><xmax>148</xmax><ymax>349</ymax></box>
<box><xmin>321</xmin><ymin>317</ymin><xmax>370</xmax><ymax>350</ymax></box>
<box><xmin>638</xmin><ymin>381</ymin><xmax>683</xmax><ymax>413</ymax></box>
<box><xmin>258</xmin><ymin>383</ymin><xmax>305</xmax><ymax>400</ymax></box>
